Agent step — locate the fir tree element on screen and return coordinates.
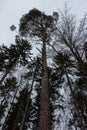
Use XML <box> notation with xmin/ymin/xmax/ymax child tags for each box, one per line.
<box><xmin>0</xmin><ymin>36</ymin><xmax>32</xmax><ymax>84</ymax></box>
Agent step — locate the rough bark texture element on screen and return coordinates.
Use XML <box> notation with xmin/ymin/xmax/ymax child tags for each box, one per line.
<box><xmin>39</xmin><ymin>41</ymin><xmax>50</xmax><ymax>130</ymax></box>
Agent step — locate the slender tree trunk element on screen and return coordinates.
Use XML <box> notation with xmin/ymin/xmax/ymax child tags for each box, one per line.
<box><xmin>0</xmin><ymin>57</ymin><xmax>18</xmax><ymax>85</ymax></box>
<box><xmin>19</xmin><ymin>62</ymin><xmax>38</xmax><ymax>130</ymax></box>
<box><xmin>19</xmin><ymin>94</ymin><xmax>30</xmax><ymax>130</ymax></box>
<box><xmin>65</xmin><ymin>71</ymin><xmax>74</xmax><ymax>94</ymax></box>
<box><xmin>0</xmin><ymin>48</ymin><xmax>25</xmax><ymax>85</ymax></box>
<box><xmin>39</xmin><ymin>40</ymin><xmax>50</xmax><ymax>130</ymax></box>
<box><xmin>65</xmin><ymin>71</ymin><xmax>85</xmax><ymax>130</ymax></box>
<box><xmin>12</xmin><ymin>91</ymin><xmax>25</xmax><ymax>130</ymax></box>
<box><xmin>2</xmin><ymin>87</ymin><xmax>19</xmax><ymax>130</ymax></box>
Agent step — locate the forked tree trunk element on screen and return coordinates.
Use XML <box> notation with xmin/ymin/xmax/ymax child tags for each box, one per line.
<box><xmin>39</xmin><ymin>40</ymin><xmax>50</xmax><ymax>130</ymax></box>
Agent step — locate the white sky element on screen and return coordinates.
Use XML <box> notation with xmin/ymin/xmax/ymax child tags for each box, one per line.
<box><xmin>0</xmin><ymin>0</ymin><xmax>87</xmax><ymax>45</ymax></box>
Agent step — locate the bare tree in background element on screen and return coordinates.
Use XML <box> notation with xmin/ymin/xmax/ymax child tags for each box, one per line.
<box><xmin>52</xmin><ymin>5</ymin><xmax>87</xmax><ymax>75</ymax></box>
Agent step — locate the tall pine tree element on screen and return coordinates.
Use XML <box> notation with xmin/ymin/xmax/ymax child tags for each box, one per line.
<box><xmin>19</xmin><ymin>8</ymin><xmax>55</xmax><ymax>130</ymax></box>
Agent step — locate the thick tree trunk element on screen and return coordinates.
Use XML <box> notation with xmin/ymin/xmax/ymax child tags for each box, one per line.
<box><xmin>39</xmin><ymin>41</ymin><xmax>50</xmax><ymax>130</ymax></box>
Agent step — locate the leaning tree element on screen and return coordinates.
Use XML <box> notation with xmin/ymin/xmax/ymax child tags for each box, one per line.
<box><xmin>19</xmin><ymin>8</ymin><xmax>55</xmax><ymax>130</ymax></box>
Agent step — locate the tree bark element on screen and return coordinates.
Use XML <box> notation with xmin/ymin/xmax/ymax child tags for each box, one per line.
<box><xmin>39</xmin><ymin>40</ymin><xmax>50</xmax><ymax>130</ymax></box>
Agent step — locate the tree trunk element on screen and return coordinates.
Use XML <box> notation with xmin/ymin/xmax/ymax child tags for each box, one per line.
<box><xmin>66</xmin><ymin>71</ymin><xmax>85</xmax><ymax>130</ymax></box>
<box><xmin>19</xmin><ymin>62</ymin><xmax>38</xmax><ymax>130</ymax></box>
<box><xmin>39</xmin><ymin>41</ymin><xmax>50</xmax><ymax>130</ymax></box>
<box><xmin>19</xmin><ymin>94</ymin><xmax>30</xmax><ymax>130</ymax></box>
<box><xmin>12</xmin><ymin>91</ymin><xmax>25</xmax><ymax>130</ymax></box>
<box><xmin>1</xmin><ymin>86</ymin><xmax>19</xmax><ymax>130</ymax></box>
<box><xmin>0</xmin><ymin>56</ymin><xmax>18</xmax><ymax>85</ymax></box>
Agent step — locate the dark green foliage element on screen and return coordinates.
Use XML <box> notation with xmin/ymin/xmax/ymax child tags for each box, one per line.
<box><xmin>1</xmin><ymin>77</ymin><xmax>17</xmax><ymax>95</ymax></box>
<box><xmin>0</xmin><ymin>36</ymin><xmax>32</xmax><ymax>73</ymax></box>
<box><xmin>6</xmin><ymin>36</ymin><xmax>32</xmax><ymax>67</ymax></box>
<box><xmin>19</xmin><ymin>8</ymin><xmax>54</xmax><ymax>42</ymax></box>
<box><xmin>0</xmin><ymin>47</ymin><xmax>5</xmax><ymax>71</ymax></box>
<box><xmin>0</xmin><ymin>104</ymin><xmax>7</xmax><ymax>119</ymax></box>
<box><xmin>0</xmin><ymin>35</ymin><xmax>32</xmax><ymax>87</ymax></box>
<box><xmin>54</xmin><ymin>52</ymin><xmax>74</xmax><ymax>73</ymax></box>
<box><xmin>48</xmin><ymin>67</ymin><xmax>64</xmax><ymax>129</ymax></box>
<box><xmin>53</xmin><ymin>52</ymin><xmax>74</xmax><ymax>89</ymax></box>
<box><xmin>0</xmin><ymin>77</ymin><xmax>18</xmax><ymax>119</ymax></box>
<box><xmin>27</xmin><ymin>84</ymin><xmax>40</xmax><ymax>130</ymax></box>
<box><xmin>72</xmin><ymin>75</ymin><xmax>87</xmax><ymax>129</ymax></box>
<box><xmin>0</xmin><ymin>44</ymin><xmax>9</xmax><ymax>71</ymax></box>
<box><xmin>84</xmin><ymin>42</ymin><xmax>87</xmax><ymax>61</ymax></box>
<box><xmin>2</xmin><ymin>88</ymin><xmax>30</xmax><ymax>130</ymax></box>
<box><xmin>14</xmin><ymin>35</ymin><xmax>32</xmax><ymax>65</ymax></box>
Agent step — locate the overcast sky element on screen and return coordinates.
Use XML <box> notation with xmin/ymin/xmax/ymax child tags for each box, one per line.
<box><xmin>0</xmin><ymin>0</ymin><xmax>87</xmax><ymax>45</ymax></box>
